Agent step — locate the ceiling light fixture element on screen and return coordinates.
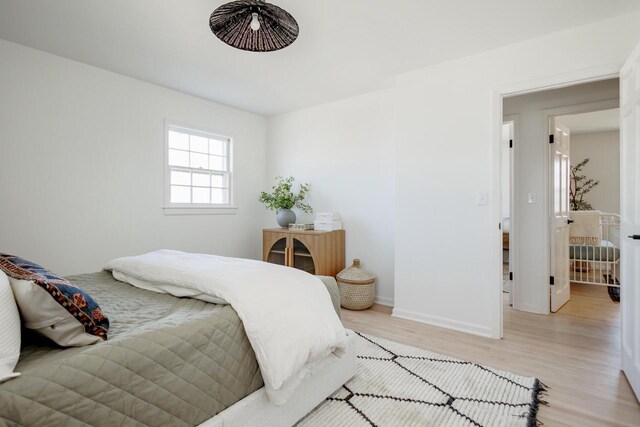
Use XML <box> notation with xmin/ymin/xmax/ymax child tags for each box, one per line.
<box><xmin>210</xmin><ymin>0</ymin><xmax>299</xmax><ymax>52</ymax></box>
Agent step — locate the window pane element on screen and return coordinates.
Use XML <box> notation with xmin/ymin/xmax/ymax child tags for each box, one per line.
<box><xmin>170</xmin><ymin>170</ymin><xmax>190</xmax><ymax>185</ymax></box>
<box><xmin>171</xmin><ymin>185</ymin><xmax>191</xmax><ymax>203</ymax></box>
<box><xmin>209</xmin><ymin>155</ymin><xmax>227</xmax><ymax>171</ymax></box>
<box><xmin>193</xmin><ymin>187</ymin><xmax>211</xmax><ymax>204</ymax></box>
<box><xmin>168</xmin><ymin>149</ymin><xmax>189</xmax><ymax>167</ymax></box>
<box><xmin>168</xmin><ymin>131</ymin><xmax>189</xmax><ymax>150</ymax></box>
<box><xmin>209</xmin><ymin>139</ymin><xmax>226</xmax><ymax>156</ymax></box>
<box><xmin>190</xmin><ymin>135</ymin><xmax>209</xmax><ymax>154</ymax></box>
<box><xmin>190</xmin><ymin>152</ymin><xmax>209</xmax><ymax>169</ymax></box>
<box><xmin>212</xmin><ymin>188</ymin><xmax>228</xmax><ymax>204</ymax></box>
<box><xmin>167</xmin><ymin>126</ymin><xmax>232</xmax><ymax>207</ymax></box>
<box><xmin>192</xmin><ymin>172</ymin><xmax>210</xmax><ymax>187</ymax></box>
<box><xmin>211</xmin><ymin>173</ymin><xmax>227</xmax><ymax>188</ymax></box>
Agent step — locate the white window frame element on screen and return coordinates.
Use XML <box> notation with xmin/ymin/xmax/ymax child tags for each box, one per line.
<box><xmin>163</xmin><ymin>120</ymin><xmax>237</xmax><ymax>215</ymax></box>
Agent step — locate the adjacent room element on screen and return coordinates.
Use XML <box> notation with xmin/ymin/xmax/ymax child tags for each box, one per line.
<box><xmin>1</xmin><ymin>1</ymin><xmax>640</xmax><ymax>426</ymax></box>
<box><xmin>558</xmin><ymin>108</ymin><xmax>622</xmax><ymax>302</ymax></box>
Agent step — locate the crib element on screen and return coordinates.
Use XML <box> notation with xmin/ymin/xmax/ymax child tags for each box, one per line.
<box><xmin>569</xmin><ymin>211</ymin><xmax>621</xmax><ymax>300</ymax></box>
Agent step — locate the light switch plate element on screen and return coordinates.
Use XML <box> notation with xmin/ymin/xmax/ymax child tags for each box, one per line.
<box><xmin>527</xmin><ymin>192</ymin><xmax>536</xmax><ymax>204</ymax></box>
<box><xmin>476</xmin><ymin>192</ymin><xmax>488</xmax><ymax>206</ymax></box>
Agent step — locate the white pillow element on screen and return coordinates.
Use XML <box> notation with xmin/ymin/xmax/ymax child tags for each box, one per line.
<box><xmin>0</xmin><ymin>270</ymin><xmax>21</xmax><ymax>383</ymax></box>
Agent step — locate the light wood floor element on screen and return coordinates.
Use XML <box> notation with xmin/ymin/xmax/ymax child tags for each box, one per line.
<box><xmin>341</xmin><ymin>284</ymin><xmax>640</xmax><ymax>426</ymax></box>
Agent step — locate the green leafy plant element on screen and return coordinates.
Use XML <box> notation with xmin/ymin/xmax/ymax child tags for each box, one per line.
<box><xmin>570</xmin><ymin>158</ymin><xmax>599</xmax><ymax>211</ymax></box>
<box><xmin>259</xmin><ymin>176</ymin><xmax>312</xmax><ymax>213</ymax></box>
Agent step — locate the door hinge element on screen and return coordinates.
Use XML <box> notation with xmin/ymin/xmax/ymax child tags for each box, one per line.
<box><xmin>499</xmin><ymin>222</ymin><xmax>501</xmax><ymax>230</ymax></box>
<box><xmin>509</xmin><ymin>139</ymin><xmax>513</xmax><ymax>148</ymax></box>
<box><xmin>509</xmin><ymin>272</ymin><xmax>513</xmax><ymax>281</ymax></box>
<box><xmin>549</xmin><ymin>134</ymin><xmax>554</xmax><ymax>144</ymax></box>
<box><xmin>550</xmin><ymin>276</ymin><xmax>555</xmax><ymax>285</ymax></box>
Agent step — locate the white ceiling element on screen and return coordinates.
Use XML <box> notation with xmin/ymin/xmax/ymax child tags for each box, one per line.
<box><xmin>557</xmin><ymin>108</ymin><xmax>620</xmax><ymax>134</ymax></box>
<box><xmin>0</xmin><ymin>1</ymin><xmax>638</xmax><ymax>116</ymax></box>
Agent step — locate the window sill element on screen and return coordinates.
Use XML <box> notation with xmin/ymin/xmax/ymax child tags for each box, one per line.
<box><xmin>163</xmin><ymin>206</ymin><xmax>238</xmax><ymax>216</ymax></box>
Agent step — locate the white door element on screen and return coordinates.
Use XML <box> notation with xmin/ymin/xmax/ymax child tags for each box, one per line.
<box><xmin>550</xmin><ymin>120</ymin><xmax>571</xmax><ymax>312</ymax></box>
<box><xmin>620</xmin><ymin>40</ymin><xmax>640</xmax><ymax>401</ymax></box>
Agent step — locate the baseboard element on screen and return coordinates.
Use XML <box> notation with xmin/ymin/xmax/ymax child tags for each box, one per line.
<box><xmin>391</xmin><ymin>308</ymin><xmax>495</xmax><ymax>338</ymax></box>
<box><xmin>514</xmin><ymin>304</ymin><xmax>547</xmax><ymax>315</ymax></box>
<box><xmin>375</xmin><ymin>295</ymin><xmax>394</xmax><ymax>307</ymax></box>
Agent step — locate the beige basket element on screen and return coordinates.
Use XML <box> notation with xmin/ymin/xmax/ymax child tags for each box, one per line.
<box><xmin>337</xmin><ymin>259</ymin><xmax>376</xmax><ymax>310</ymax></box>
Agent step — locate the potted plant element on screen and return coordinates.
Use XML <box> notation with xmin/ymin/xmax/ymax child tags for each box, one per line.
<box><xmin>570</xmin><ymin>158</ymin><xmax>600</xmax><ymax>211</ymax></box>
<box><xmin>259</xmin><ymin>176</ymin><xmax>312</xmax><ymax>227</ymax></box>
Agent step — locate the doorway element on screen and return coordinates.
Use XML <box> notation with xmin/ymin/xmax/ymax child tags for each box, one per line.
<box><xmin>551</xmin><ymin>108</ymin><xmax>621</xmax><ymax>313</ymax></box>
<box><xmin>501</xmin><ymin>78</ymin><xmax>620</xmax><ymax>316</ymax></box>
<box><xmin>493</xmin><ymin>40</ymin><xmax>640</xmax><ymax>403</ymax></box>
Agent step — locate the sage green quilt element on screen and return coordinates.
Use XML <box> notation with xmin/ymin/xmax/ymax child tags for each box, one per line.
<box><xmin>0</xmin><ymin>271</ymin><xmax>340</xmax><ymax>427</ymax></box>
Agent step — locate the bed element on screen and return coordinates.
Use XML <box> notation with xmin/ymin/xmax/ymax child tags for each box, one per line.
<box><xmin>569</xmin><ymin>239</ymin><xmax>620</xmax><ymax>262</ymax></box>
<box><xmin>0</xmin><ymin>270</ymin><xmax>355</xmax><ymax>426</ymax></box>
<box><xmin>569</xmin><ymin>211</ymin><xmax>621</xmax><ymax>301</ymax></box>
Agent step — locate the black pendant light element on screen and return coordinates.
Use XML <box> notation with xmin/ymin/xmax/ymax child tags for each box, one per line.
<box><xmin>210</xmin><ymin>0</ymin><xmax>299</xmax><ymax>52</ymax></box>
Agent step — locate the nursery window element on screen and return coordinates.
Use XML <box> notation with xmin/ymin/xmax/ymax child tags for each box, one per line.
<box><xmin>164</xmin><ymin>123</ymin><xmax>235</xmax><ymax>214</ymax></box>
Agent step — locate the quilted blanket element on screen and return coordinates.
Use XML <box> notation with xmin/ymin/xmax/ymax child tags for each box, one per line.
<box><xmin>0</xmin><ymin>271</ymin><xmax>339</xmax><ymax>426</ymax></box>
<box><xmin>105</xmin><ymin>250</ymin><xmax>348</xmax><ymax>405</ymax></box>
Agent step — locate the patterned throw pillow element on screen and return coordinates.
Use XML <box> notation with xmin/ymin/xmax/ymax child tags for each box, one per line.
<box><xmin>0</xmin><ymin>253</ymin><xmax>108</xmax><ymax>347</ymax></box>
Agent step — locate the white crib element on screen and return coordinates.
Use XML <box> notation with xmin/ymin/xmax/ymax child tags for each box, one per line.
<box><xmin>569</xmin><ymin>212</ymin><xmax>621</xmax><ymax>296</ymax></box>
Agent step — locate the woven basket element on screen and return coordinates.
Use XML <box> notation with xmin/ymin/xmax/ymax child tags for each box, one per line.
<box><xmin>337</xmin><ymin>259</ymin><xmax>376</xmax><ymax>310</ymax></box>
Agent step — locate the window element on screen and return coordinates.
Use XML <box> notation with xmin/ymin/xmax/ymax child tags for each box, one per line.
<box><xmin>164</xmin><ymin>124</ymin><xmax>234</xmax><ymax>213</ymax></box>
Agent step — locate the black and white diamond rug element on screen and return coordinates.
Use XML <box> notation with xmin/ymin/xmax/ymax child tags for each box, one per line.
<box><xmin>298</xmin><ymin>332</ymin><xmax>546</xmax><ymax>427</ymax></box>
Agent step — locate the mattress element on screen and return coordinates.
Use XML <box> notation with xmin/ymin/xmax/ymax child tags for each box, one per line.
<box><xmin>0</xmin><ymin>271</ymin><xmax>341</xmax><ymax>427</ymax></box>
<box><xmin>569</xmin><ymin>240</ymin><xmax>620</xmax><ymax>261</ymax></box>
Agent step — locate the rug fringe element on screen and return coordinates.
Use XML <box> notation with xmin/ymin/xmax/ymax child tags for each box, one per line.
<box><xmin>526</xmin><ymin>379</ymin><xmax>549</xmax><ymax>427</ymax></box>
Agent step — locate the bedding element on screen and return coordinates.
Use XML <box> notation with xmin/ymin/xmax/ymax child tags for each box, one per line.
<box><xmin>0</xmin><ymin>271</ymin><xmax>342</xmax><ymax>427</ymax></box>
<box><xmin>0</xmin><ymin>271</ymin><xmax>21</xmax><ymax>383</ymax></box>
<box><xmin>0</xmin><ymin>253</ymin><xmax>109</xmax><ymax>347</ymax></box>
<box><xmin>569</xmin><ymin>240</ymin><xmax>620</xmax><ymax>261</ymax></box>
<box><xmin>105</xmin><ymin>250</ymin><xmax>348</xmax><ymax>405</ymax></box>
<box><xmin>112</xmin><ymin>269</ymin><xmax>228</xmax><ymax>305</ymax></box>
<box><xmin>569</xmin><ymin>210</ymin><xmax>602</xmax><ymax>245</ymax></box>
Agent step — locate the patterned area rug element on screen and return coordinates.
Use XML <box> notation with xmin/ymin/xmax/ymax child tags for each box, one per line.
<box><xmin>298</xmin><ymin>332</ymin><xmax>546</xmax><ymax>427</ymax></box>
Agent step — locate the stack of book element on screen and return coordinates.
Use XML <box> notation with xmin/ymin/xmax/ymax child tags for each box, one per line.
<box><xmin>288</xmin><ymin>223</ymin><xmax>314</xmax><ymax>230</ymax></box>
<box><xmin>314</xmin><ymin>212</ymin><xmax>342</xmax><ymax>231</ymax></box>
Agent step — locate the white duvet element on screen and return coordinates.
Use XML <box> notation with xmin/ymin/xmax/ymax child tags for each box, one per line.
<box><xmin>104</xmin><ymin>250</ymin><xmax>347</xmax><ymax>405</ymax></box>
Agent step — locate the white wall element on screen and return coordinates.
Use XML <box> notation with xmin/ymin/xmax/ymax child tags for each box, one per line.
<box><xmin>267</xmin><ymin>89</ymin><xmax>396</xmax><ymax>306</ymax></box>
<box><xmin>392</xmin><ymin>12</ymin><xmax>640</xmax><ymax>337</ymax></box>
<box><xmin>0</xmin><ymin>40</ymin><xmax>267</xmax><ymax>275</ymax></box>
<box><xmin>265</xmin><ymin>12</ymin><xmax>640</xmax><ymax>331</ymax></box>
<box><xmin>569</xmin><ymin>130</ymin><xmax>620</xmax><ymax>214</ymax></box>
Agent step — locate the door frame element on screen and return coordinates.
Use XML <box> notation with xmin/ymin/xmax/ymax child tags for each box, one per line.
<box><xmin>491</xmin><ymin>64</ymin><xmax>620</xmax><ymax>338</ymax></box>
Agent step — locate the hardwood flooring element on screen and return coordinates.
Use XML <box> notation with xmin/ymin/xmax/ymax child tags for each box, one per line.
<box><xmin>340</xmin><ymin>283</ymin><xmax>640</xmax><ymax>426</ymax></box>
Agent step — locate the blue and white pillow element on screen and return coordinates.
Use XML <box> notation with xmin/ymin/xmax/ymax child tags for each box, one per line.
<box><xmin>0</xmin><ymin>253</ymin><xmax>109</xmax><ymax>347</ymax></box>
